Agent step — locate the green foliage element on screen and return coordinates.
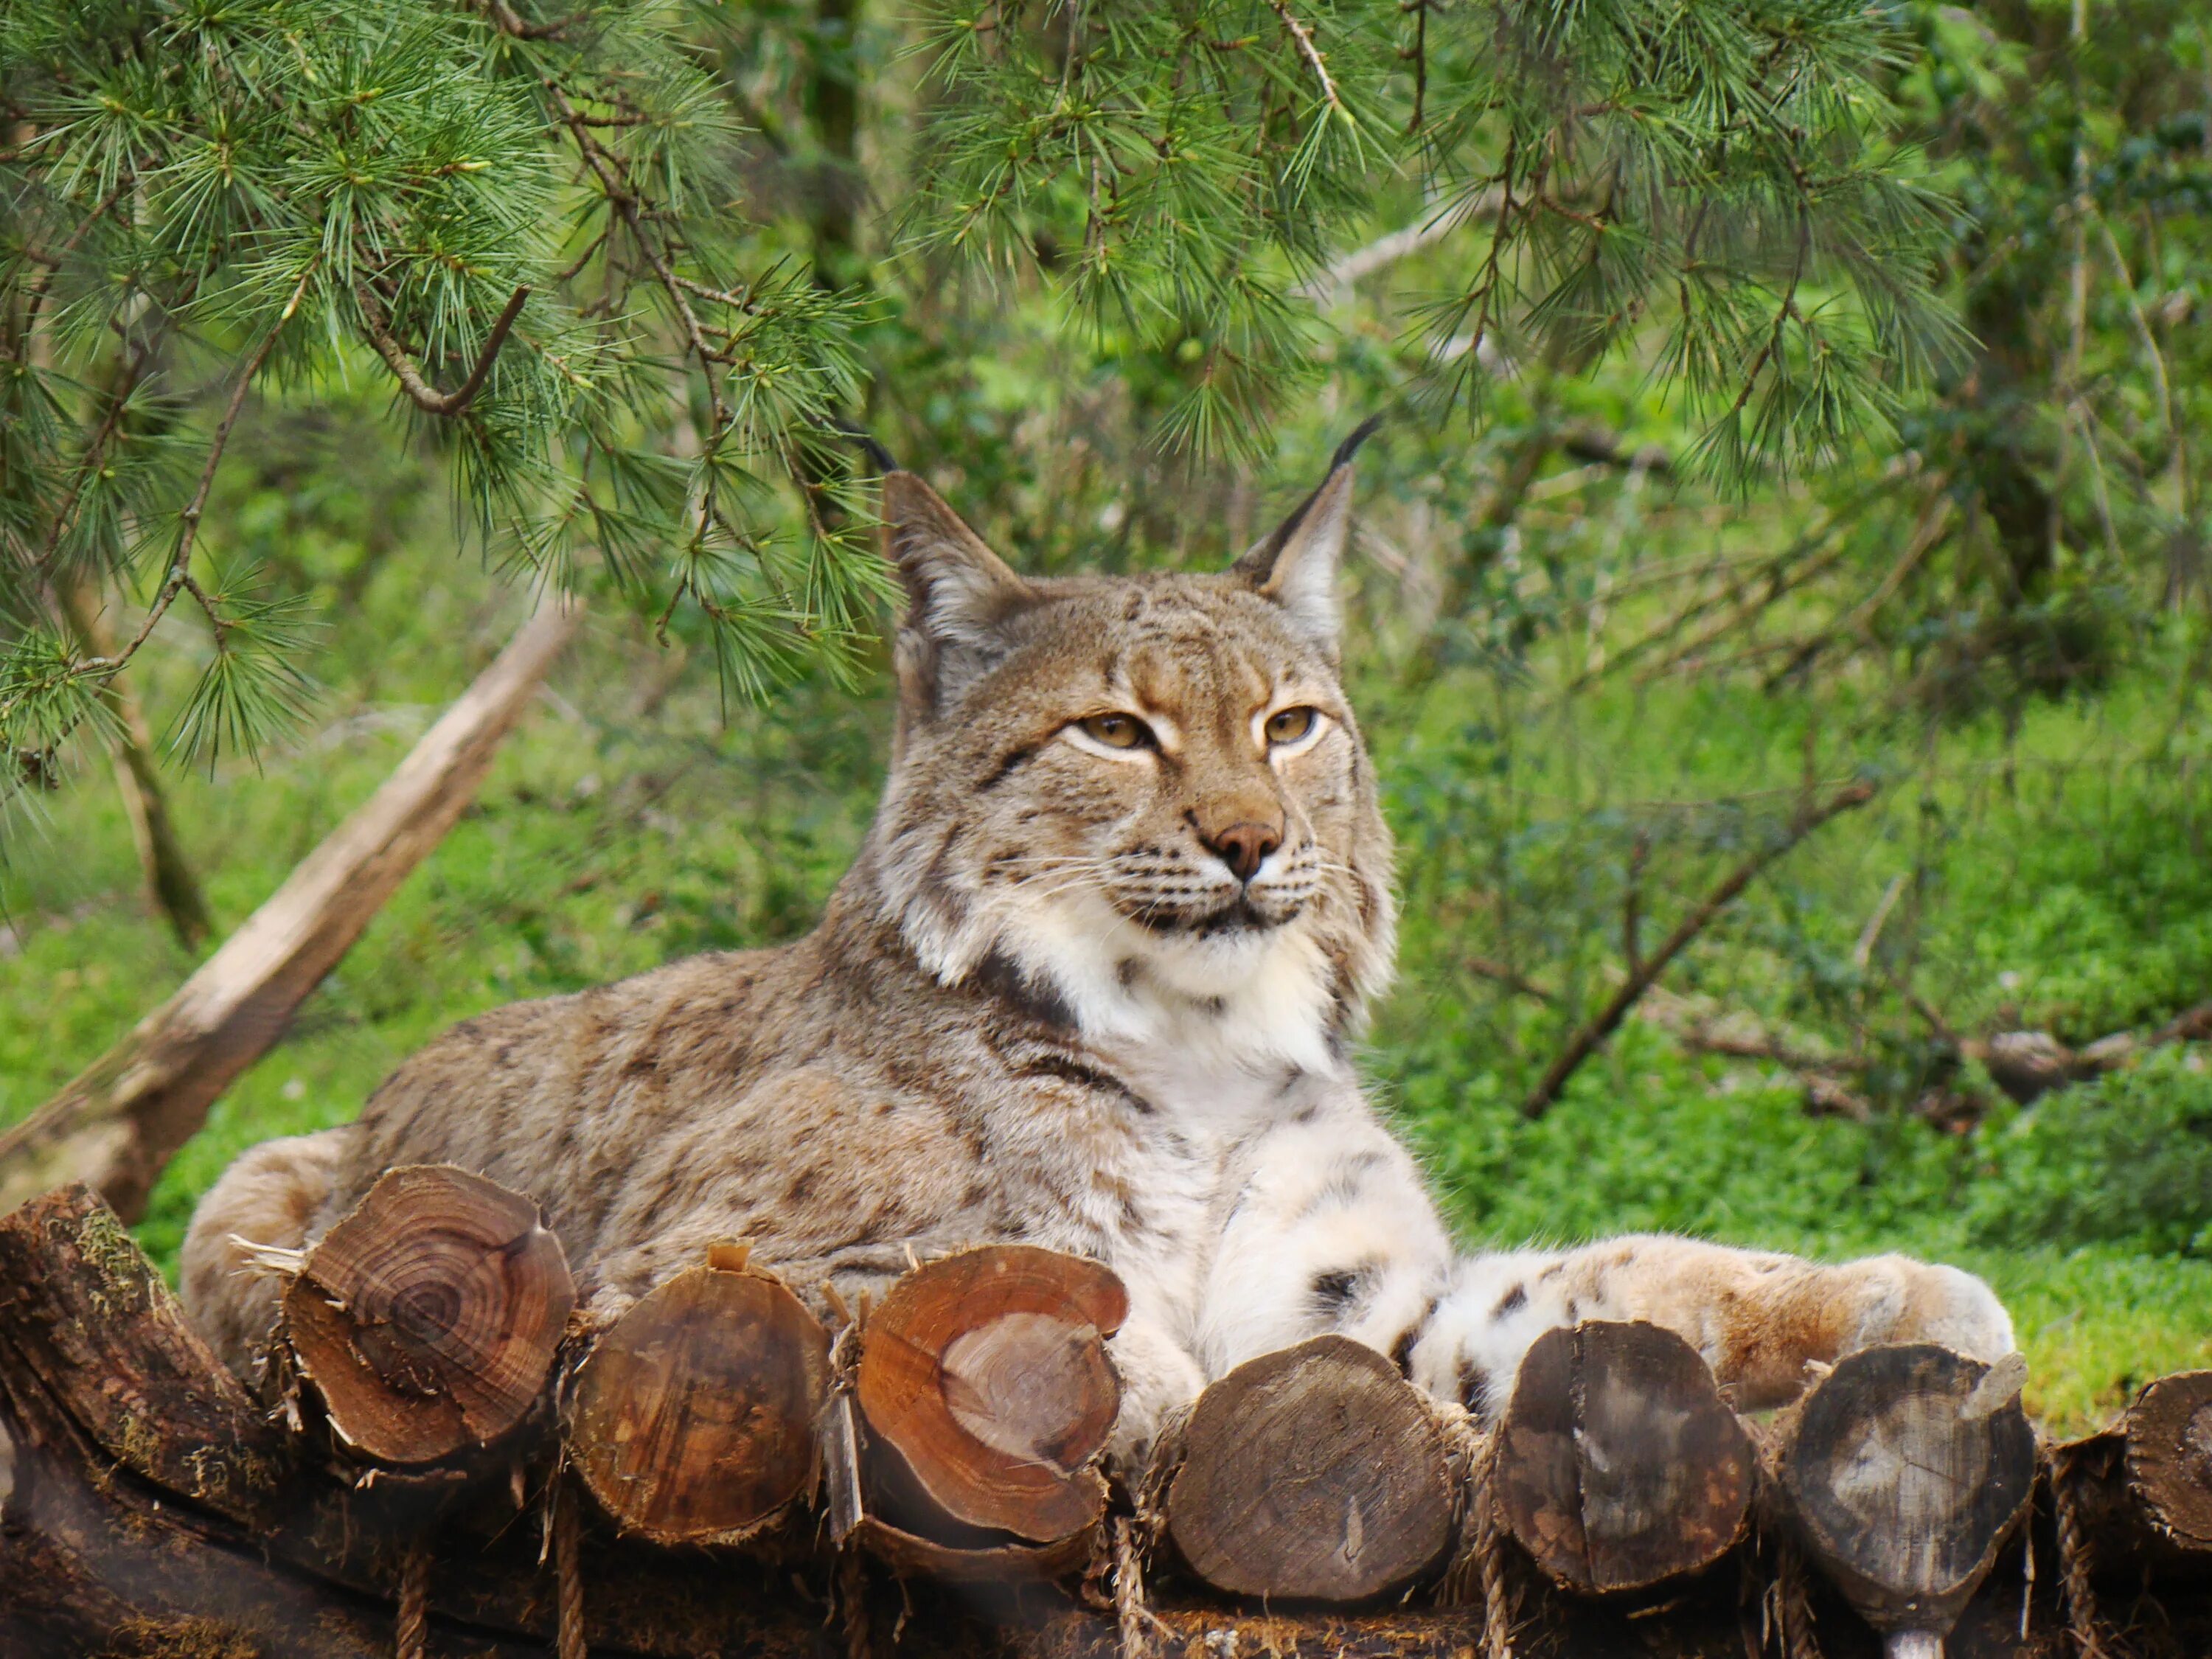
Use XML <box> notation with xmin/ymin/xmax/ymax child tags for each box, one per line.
<box><xmin>905</xmin><ymin>0</ymin><xmax>1961</xmax><ymax>470</ymax></box>
<box><xmin>1967</xmin><ymin>1053</ymin><xmax>2212</xmax><ymax>1259</ymax></box>
<box><xmin>0</xmin><ymin>0</ymin><xmax>881</xmax><ymax>822</ymax></box>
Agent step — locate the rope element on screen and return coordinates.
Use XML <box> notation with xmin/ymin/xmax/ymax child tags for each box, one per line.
<box><xmin>1750</xmin><ymin>1429</ymin><xmax>1820</xmax><ymax>1659</ymax></box>
<box><xmin>1113</xmin><ymin>1406</ymin><xmax>1191</xmax><ymax>1659</ymax></box>
<box><xmin>1434</xmin><ymin>1405</ymin><xmax>1514</xmax><ymax>1659</ymax></box>
<box><xmin>554</xmin><ymin>1482</ymin><xmax>588</xmax><ymax>1659</ymax></box>
<box><xmin>394</xmin><ymin>1540</ymin><xmax>431</xmax><ymax>1659</ymax></box>
<box><xmin>1113</xmin><ymin>1517</ymin><xmax>1157</xmax><ymax>1659</ymax></box>
<box><xmin>2048</xmin><ymin>1445</ymin><xmax>2107</xmax><ymax>1659</ymax></box>
<box><xmin>837</xmin><ymin>1543</ymin><xmax>873</xmax><ymax>1659</ymax></box>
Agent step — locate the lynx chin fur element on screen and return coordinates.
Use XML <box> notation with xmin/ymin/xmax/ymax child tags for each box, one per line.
<box><xmin>181</xmin><ymin>430</ymin><xmax>2014</xmax><ymax>1459</ymax></box>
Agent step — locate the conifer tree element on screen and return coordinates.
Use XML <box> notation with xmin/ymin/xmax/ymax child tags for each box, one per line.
<box><xmin>4</xmin><ymin>0</ymin><xmax>1963</xmax><ymax>838</ymax></box>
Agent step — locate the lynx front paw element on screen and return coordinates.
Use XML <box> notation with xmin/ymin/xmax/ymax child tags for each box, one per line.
<box><xmin>1405</xmin><ymin>1251</ymin><xmax>1567</xmax><ymax>1422</ymax></box>
<box><xmin>1107</xmin><ymin>1318</ymin><xmax>1210</xmax><ymax>1470</ymax></box>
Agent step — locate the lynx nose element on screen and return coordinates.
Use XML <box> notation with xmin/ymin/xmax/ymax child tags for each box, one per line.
<box><xmin>1203</xmin><ymin>820</ymin><xmax>1283</xmax><ymax>883</ymax></box>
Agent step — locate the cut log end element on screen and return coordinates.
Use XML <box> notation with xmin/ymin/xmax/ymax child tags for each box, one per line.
<box><xmin>282</xmin><ymin>1165</ymin><xmax>574</xmax><ymax>1466</ymax></box>
<box><xmin>856</xmin><ymin>1245</ymin><xmax>1126</xmax><ymax>1544</ymax></box>
<box><xmin>1167</xmin><ymin>1334</ymin><xmax>1453</xmax><ymax>1602</ymax></box>
<box><xmin>2125</xmin><ymin>1369</ymin><xmax>2212</xmax><ymax>1551</ymax></box>
<box><xmin>1494</xmin><ymin>1320</ymin><xmax>1755</xmax><ymax>1593</ymax></box>
<box><xmin>570</xmin><ymin>1252</ymin><xmax>830</xmax><ymax>1547</ymax></box>
<box><xmin>1781</xmin><ymin>1343</ymin><xmax>2036</xmax><ymax>1641</ymax></box>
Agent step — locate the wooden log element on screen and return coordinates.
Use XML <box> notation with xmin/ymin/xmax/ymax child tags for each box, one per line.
<box><xmin>1166</xmin><ymin>1334</ymin><xmax>1453</xmax><ymax>1602</ymax></box>
<box><xmin>0</xmin><ymin>1183</ymin><xmax>291</xmax><ymax>1523</ymax></box>
<box><xmin>274</xmin><ymin>1164</ymin><xmax>574</xmax><ymax>1467</ymax></box>
<box><xmin>569</xmin><ymin>1243</ymin><xmax>831</xmax><ymax>1546</ymax></box>
<box><xmin>2126</xmin><ymin>1368</ymin><xmax>2212</xmax><ymax>1552</ymax></box>
<box><xmin>856</xmin><ymin>1245</ymin><xmax>1125</xmax><ymax>1546</ymax></box>
<box><xmin>1492</xmin><ymin>1320</ymin><xmax>1755</xmax><ymax>1593</ymax></box>
<box><xmin>1778</xmin><ymin>1345</ymin><xmax>2036</xmax><ymax>1659</ymax></box>
<box><xmin>3</xmin><ymin>1204</ymin><xmax>2211</xmax><ymax>1659</ymax></box>
<box><xmin>0</xmin><ymin>595</ymin><xmax>580</xmax><ymax>1222</ymax></box>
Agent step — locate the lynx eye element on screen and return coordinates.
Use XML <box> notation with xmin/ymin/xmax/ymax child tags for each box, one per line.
<box><xmin>1265</xmin><ymin>706</ymin><xmax>1318</xmax><ymax>745</ymax></box>
<box><xmin>1078</xmin><ymin>712</ymin><xmax>1153</xmax><ymax>750</ymax></box>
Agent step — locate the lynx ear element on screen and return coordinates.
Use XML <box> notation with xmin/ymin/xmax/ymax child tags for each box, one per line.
<box><xmin>881</xmin><ymin>470</ymin><xmax>1034</xmax><ymax>714</ymax></box>
<box><xmin>1231</xmin><ymin>417</ymin><xmax>1380</xmax><ymax>652</ymax></box>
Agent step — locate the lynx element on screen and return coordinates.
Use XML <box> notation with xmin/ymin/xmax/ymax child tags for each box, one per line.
<box><xmin>182</xmin><ymin>431</ymin><xmax>2013</xmax><ymax>1458</ymax></box>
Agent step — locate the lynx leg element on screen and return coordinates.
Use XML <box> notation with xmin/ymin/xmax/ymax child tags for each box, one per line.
<box><xmin>179</xmin><ymin>1124</ymin><xmax>354</xmax><ymax>1380</ymax></box>
<box><xmin>1106</xmin><ymin>1312</ymin><xmax>1211</xmax><ymax>1467</ymax></box>
<box><xmin>1408</xmin><ymin>1234</ymin><xmax>2013</xmax><ymax>1418</ymax></box>
<box><xmin>1191</xmin><ymin>1103</ymin><xmax>1451</xmax><ymax>1382</ymax></box>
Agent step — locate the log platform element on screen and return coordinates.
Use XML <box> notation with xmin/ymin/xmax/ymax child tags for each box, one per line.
<box><xmin>3</xmin><ymin>1176</ymin><xmax>2208</xmax><ymax>1659</ymax></box>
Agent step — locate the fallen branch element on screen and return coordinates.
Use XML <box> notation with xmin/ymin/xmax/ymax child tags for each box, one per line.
<box><xmin>1520</xmin><ymin>779</ymin><xmax>1879</xmax><ymax>1119</ymax></box>
<box><xmin>0</xmin><ymin>596</ymin><xmax>580</xmax><ymax>1220</ymax></box>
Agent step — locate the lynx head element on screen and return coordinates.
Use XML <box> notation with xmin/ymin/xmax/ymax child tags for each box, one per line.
<box><xmin>857</xmin><ymin>428</ymin><xmax>1395</xmax><ymax>1071</ymax></box>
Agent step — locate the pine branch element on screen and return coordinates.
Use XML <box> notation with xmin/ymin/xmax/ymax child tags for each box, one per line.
<box><xmin>1265</xmin><ymin>0</ymin><xmax>1343</xmax><ymax>119</ymax></box>
<box><xmin>0</xmin><ymin>271</ymin><xmax>310</xmax><ymax>746</ymax></box>
<box><xmin>356</xmin><ymin>284</ymin><xmax>530</xmax><ymax>417</ymax></box>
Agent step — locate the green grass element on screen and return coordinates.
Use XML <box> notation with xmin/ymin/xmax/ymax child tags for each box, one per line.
<box><xmin>6</xmin><ymin>440</ymin><xmax>2209</xmax><ymax>1440</ymax></box>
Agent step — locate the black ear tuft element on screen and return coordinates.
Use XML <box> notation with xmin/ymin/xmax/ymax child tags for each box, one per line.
<box><xmin>827</xmin><ymin>417</ymin><xmax>900</xmax><ymax>476</ymax></box>
<box><xmin>1228</xmin><ymin>417</ymin><xmax>1382</xmax><ymax>652</ymax></box>
<box><xmin>1329</xmin><ymin>411</ymin><xmax>1386</xmax><ymax>474</ymax></box>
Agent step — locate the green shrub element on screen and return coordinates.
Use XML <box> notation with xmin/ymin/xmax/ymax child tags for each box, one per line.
<box><xmin>1968</xmin><ymin>1051</ymin><xmax>2212</xmax><ymax>1257</ymax></box>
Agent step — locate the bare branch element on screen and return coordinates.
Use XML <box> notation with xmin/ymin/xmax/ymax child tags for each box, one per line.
<box><xmin>1292</xmin><ymin>187</ymin><xmax>1500</xmax><ymax>304</ymax></box>
<box><xmin>1521</xmin><ymin>779</ymin><xmax>1880</xmax><ymax>1119</ymax></box>
<box><xmin>482</xmin><ymin>0</ymin><xmax>580</xmax><ymax>39</ymax></box>
<box><xmin>1851</xmin><ymin>874</ymin><xmax>1906</xmax><ymax>972</ymax></box>
<box><xmin>1465</xmin><ymin>955</ymin><xmax>1558</xmax><ymax>1005</ymax></box>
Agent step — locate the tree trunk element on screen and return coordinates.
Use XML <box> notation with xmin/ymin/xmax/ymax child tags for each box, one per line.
<box><xmin>568</xmin><ymin>1243</ymin><xmax>830</xmax><ymax>1546</ymax></box>
<box><xmin>55</xmin><ymin>577</ymin><xmax>215</xmax><ymax>951</ymax></box>
<box><xmin>0</xmin><ymin>595</ymin><xmax>580</xmax><ymax>1221</ymax></box>
<box><xmin>5</xmin><ymin>1203</ymin><xmax>2212</xmax><ymax>1659</ymax></box>
<box><xmin>274</xmin><ymin>1164</ymin><xmax>575</xmax><ymax>1467</ymax></box>
<box><xmin>0</xmin><ymin>1183</ymin><xmax>293</xmax><ymax>1523</ymax></box>
<box><xmin>1165</xmin><ymin>1334</ymin><xmax>1454</xmax><ymax>1601</ymax></box>
<box><xmin>1492</xmin><ymin>1320</ymin><xmax>1755</xmax><ymax>1593</ymax></box>
<box><xmin>1776</xmin><ymin>1345</ymin><xmax>2037</xmax><ymax>1659</ymax></box>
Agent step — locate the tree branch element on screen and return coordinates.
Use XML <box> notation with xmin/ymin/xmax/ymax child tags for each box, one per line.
<box><xmin>1265</xmin><ymin>0</ymin><xmax>1343</xmax><ymax>118</ymax></box>
<box><xmin>0</xmin><ymin>271</ymin><xmax>308</xmax><ymax>745</ymax></box>
<box><xmin>356</xmin><ymin>284</ymin><xmax>529</xmax><ymax>417</ymax></box>
<box><xmin>1521</xmin><ymin>779</ymin><xmax>1880</xmax><ymax>1119</ymax></box>
<box><xmin>1291</xmin><ymin>187</ymin><xmax>1501</xmax><ymax>304</ymax></box>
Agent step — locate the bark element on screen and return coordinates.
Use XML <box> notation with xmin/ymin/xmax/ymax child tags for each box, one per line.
<box><xmin>0</xmin><ymin>1183</ymin><xmax>292</xmax><ymax>1525</ymax></box>
<box><xmin>1164</xmin><ymin>1334</ymin><xmax>1453</xmax><ymax>1602</ymax></box>
<box><xmin>568</xmin><ymin>1245</ymin><xmax>830</xmax><ymax>1547</ymax></box>
<box><xmin>55</xmin><ymin>578</ymin><xmax>215</xmax><ymax>951</ymax></box>
<box><xmin>0</xmin><ymin>596</ymin><xmax>581</xmax><ymax>1221</ymax></box>
<box><xmin>1492</xmin><ymin>1320</ymin><xmax>1754</xmax><ymax>1594</ymax></box>
<box><xmin>278</xmin><ymin>1165</ymin><xmax>575</xmax><ymax>1467</ymax></box>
